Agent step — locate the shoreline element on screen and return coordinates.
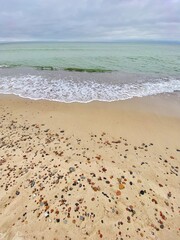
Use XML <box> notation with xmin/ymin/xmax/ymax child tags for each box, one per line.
<box><xmin>0</xmin><ymin>66</ymin><xmax>180</xmax><ymax>104</ymax></box>
<box><xmin>0</xmin><ymin>93</ymin><xmax>180</xmax><ymax>239</ymax></box>
<box><xmin>0</xmin><ymin>91</ymin><xmax>180</xmax><ymax>117</ymax></box>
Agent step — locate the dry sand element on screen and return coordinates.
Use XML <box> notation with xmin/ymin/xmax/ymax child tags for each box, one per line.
<box><xmin>0</xmin><ymin>94</ymin><xmax>179</xmax><ymax>240</ymax></box>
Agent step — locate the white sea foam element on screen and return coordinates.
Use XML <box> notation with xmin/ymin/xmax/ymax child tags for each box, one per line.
<box><xmin>0</xmin><ymin>65</ymin><xmax>9</xmax><ymax>68</ymax></box>
<box><xmin>0</xmin><ymin>75</ymin><xmax>180</xmax><ymax>103</ymax></box>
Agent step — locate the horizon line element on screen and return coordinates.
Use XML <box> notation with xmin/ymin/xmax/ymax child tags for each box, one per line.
<box><xmin>0</xmin><ymin>39</ymin><xmax>180</xmax><ymax>44</ymax></box>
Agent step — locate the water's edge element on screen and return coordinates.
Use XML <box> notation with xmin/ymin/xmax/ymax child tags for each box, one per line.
<box><xmin>0</xmin><ymin>67</ymin><xmax>180</xmax><ymax>103</ymax></box>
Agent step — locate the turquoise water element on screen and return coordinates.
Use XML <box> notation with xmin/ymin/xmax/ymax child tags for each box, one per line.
<box><xmin>0</xmin><ymin>42</ymin><xmax>180</xmax><ymax>102</ymax></box>
<box><xmin>0</xmin><ymin>42</ymin><xmax>180</xmax><ymax>74</ymax></box>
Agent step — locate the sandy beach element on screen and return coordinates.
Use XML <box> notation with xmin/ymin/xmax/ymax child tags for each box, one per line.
<box><xmin>0</xmin><ymin>94</ymin><xmax>179</xmax><ymax>240</ymax></box>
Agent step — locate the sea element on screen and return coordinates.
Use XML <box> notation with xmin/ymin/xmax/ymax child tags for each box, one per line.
<box><xmin>0</xmin><ymin>42</ymin><xmax>180</xmax><ymax>103</ymax></box>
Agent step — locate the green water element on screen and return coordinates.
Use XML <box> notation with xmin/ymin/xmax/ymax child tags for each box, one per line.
<box><xmin>0</xmin><ymin>42</ymin><xmax>180</xmax><ymax>75</ymax></box>
<box><xmin>0</xmin><ymin>42</ymin><xmax>180</xmax><ymax>102</ymax></box>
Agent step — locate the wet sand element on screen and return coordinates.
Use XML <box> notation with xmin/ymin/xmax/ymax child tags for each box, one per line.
<box><xmin>0</xmin><ymin>94</ymin><xmax>180</xmax><ymax>240</ymax></box>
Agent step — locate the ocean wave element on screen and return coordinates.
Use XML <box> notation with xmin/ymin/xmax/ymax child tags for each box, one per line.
<box><xmin>0</xmin><ymin>64</ymin><xmax>9</xmax><ymax>68</ymax></box>
<box><xmin>0</xmin><ymin>64</ymin><xmax>21</xmax><ymax>68</ymax></box>
<box><xmin>0</xmin><ymin>75</ymin><xmax>180</xmax><ymax>103</ymax></box>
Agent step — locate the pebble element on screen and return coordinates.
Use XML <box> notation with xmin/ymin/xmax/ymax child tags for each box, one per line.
<box><xmin>160</xmin><ymin>224</ymin><xmax>164</xmax><ymax>229</ymax></box>
<box><xmin>44</xmin><ymin>212</ymin><xmax>49</xmax><ymax>218</ymax></box>
<box><xmin>139</xmin><ymin>190</ymin><xmax>146</xmax><ymax>195</ymax></box>
<box><xmin>116</xmin><ymin>190</ymin><xmax>121</xmax><ymax>196</ymax></box>
<box><xmin>119</xmin><ymin>184</ymin><xmax>125</xmax><ymax>190</ymax></box>
<box><xmin>30</xmin><ymin>180</ymin><xmax>35</xmax><ymax>188</ymax></box>
<box><xmin>80</xmin><ymin>216</ymin><xmax>85</xmax><ymax>221</ymax></box>
<box><xmin>69</xmin><ymin>167</ymin><xmax>75</xmax><ymax>173</ymax></box>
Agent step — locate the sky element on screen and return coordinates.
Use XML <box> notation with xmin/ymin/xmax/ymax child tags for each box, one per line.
<box><xmin>0</xmin><ymin>0</ymin><xmax>180</xmax><ymax>42</ymax></box>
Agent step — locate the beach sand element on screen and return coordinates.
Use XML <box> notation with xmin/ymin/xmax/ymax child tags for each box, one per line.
<box><xmin>0</xmin><ymin>94</ymin><xmax>179</xmax><ymax>240</ymax></box>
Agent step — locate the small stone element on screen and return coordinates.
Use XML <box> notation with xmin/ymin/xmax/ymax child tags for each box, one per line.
<box><xmin>80</xmin><ymin>216</ymin><xmax>85</xmax><ymax>221</ymax></box>
<box><xmin>139</xmin><ymin>190</ymin><xmax>146</xmax><ymax>195</ymax></box>
<box><xmin>116</xmin><ymin>190</ymin><xmax>121</xmax><ymax>196</ymax></box>
<box><xmin>92</xmin><ymin>186</ymin><xmax>100</xmax><ymax>191</ymax></box>
<box><xmin>69</xmin><ymin>167</ymin><xmax>75</xmax><ymax>173</ymax></box>
<box><xmin>160</xmin><ymin>211</ymin><xmax>166</xmax><ymax>220</ymax></box>
<box><xmin>16</xmin><ymin>191</ymin><xmax>20</xmax><ymax>195</ymax></box>
<box><xmin>152</xmin><ymin>199</ymin><xmax>158</xmax><ymax>204</ymax></box>
<box><xmin>30</xmin><ymin>180</ymin><xmax>35</xmax><ymax>188</ymax></box>
<box><xmin>167</xmin><ymin>192</ymin><xmax>171</xmax><ymax>198</ymax></box>
<box><xmin>112</xmin><ymin>140</ymin><xmax>121</xmax><ymax>144</ymax></box>
<box><xmin>44</xmin><ymin>211</ymin><xmax>49</xmax><ymax>218</ymax></box>
<box><xmin>119</xmin><ymin>184</ymin><xmax>125</xmax><ymax>190</ymax></box>
<box><xmin>132</xmin><ymin>210</ymin><xmax>136</xmax><ymax>216</ymax></box>
<box><xmin>127</xmin><ymin>216</ymin><xmax>131</xmax><ymax>223</ymax></box>
<box><xmin>95</xmin><ymin>155</ymin><xmax>101</xmax><ymax>160</ymax></box>
<box><xmin>160</xmin><ymin>224</ymin><xmax>164</xmax><ymax>229</ymax></box>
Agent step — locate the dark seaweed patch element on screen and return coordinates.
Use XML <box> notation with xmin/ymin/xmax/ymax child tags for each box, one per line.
<box><xmin>64</xmin><ymin>67</ymin><xmax>112</xmax><ymax>73</ymax></box>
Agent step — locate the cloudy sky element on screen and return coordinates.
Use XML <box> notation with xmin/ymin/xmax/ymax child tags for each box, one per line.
<box><xmin>0</xmin><ymin>0</ymin><xmax>180</xmax><ymax>42</ymax></box>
